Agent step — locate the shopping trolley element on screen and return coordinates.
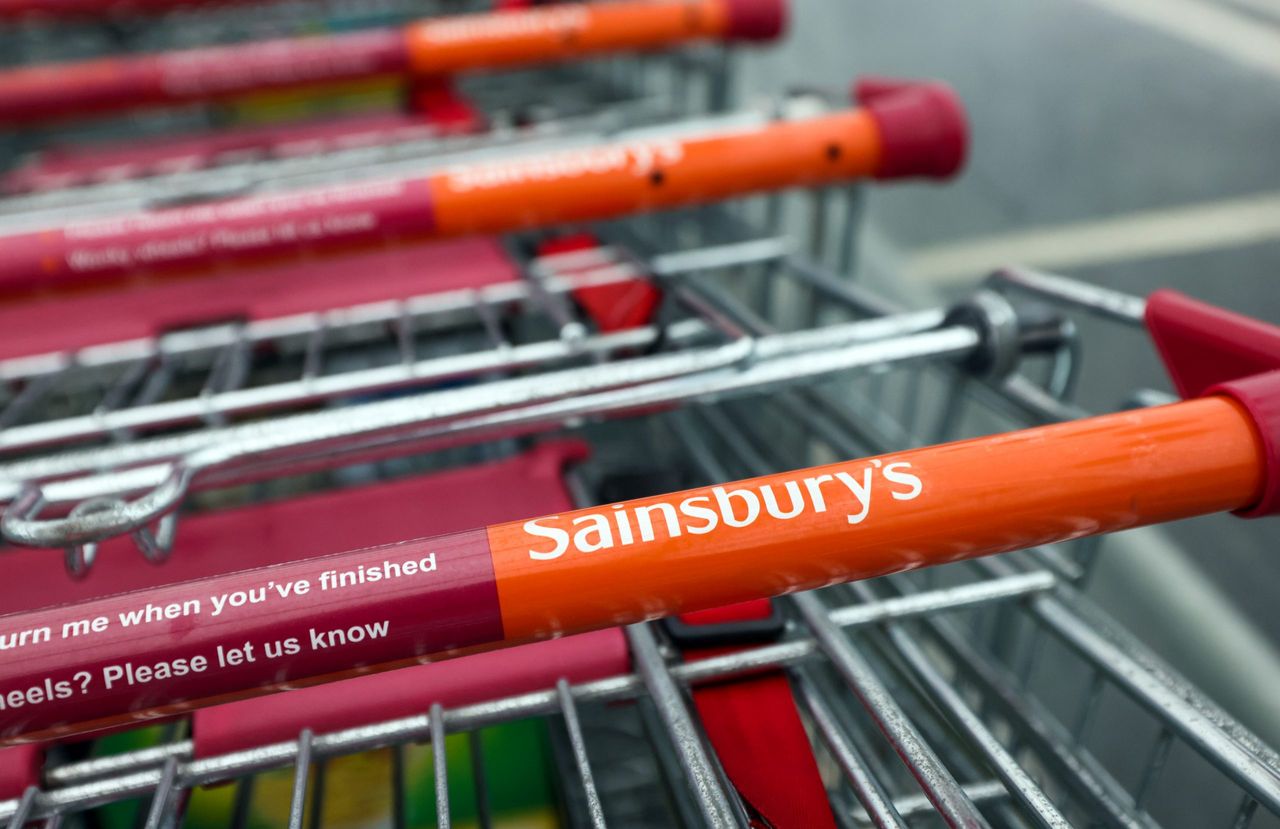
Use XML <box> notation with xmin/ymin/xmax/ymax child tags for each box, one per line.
<box><xmin>0</xmin><ymin>0</ymin><xmax>782</xmax><ymax>203</ymax></box>
<box><xmin>0</xmin><ymin>83</ymin><xmax>1277</xmax><ymax>827</ymax></box>
<box><xmin>0</xmin><ymin>0</ymin><xmax>481</xmax><ymax>24</ymax></box>
<box><xmin>0</xmin><ymin>80</ymin><xmax>963</xmax><ymax>410</ymax></box>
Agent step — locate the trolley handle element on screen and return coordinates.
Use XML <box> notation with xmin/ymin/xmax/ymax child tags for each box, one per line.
<box><xmin>0</xmin><ymin>0</ymin><xmax>787</xmax><ymax>127</ymax></box>
<box><xmin>987</xmin><ymin>268</ymin><xmax>1280</xmax><ymax>516</ymax></box>
<box><xmin>0</xmin><ymin>288</ymin><xmax>1274</xmax><ymax>745</ymax></box>
<box><xmin>0</xmin><ymin>79</ymin><xmax>966</xmax><ymax>296</ymax></box>
<box><xmin>1144</xmin><ymin>289</ymin><xmax>1280</xmax><ymax>517</ymax></box>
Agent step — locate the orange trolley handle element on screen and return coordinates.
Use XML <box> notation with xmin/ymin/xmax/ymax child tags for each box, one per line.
<box><xmin>0</xmin><ymin>291</ymin><xmax>1275</xmax><ymax>745</ymax></box>
<box><xmin>0</xmin><ymin>0</ymin><xmax>786</xmax><ymax>127</ymax></box>
<box><xmin>0</xmin><ymin>78</ymin><xmax>967</xmax><ymax>294</ymax></box>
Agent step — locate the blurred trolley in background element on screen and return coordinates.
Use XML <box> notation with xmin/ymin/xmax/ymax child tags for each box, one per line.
<box><xmin>0</xmin><ymin>0</ymin><xmax>780</xmax><ymax>206</ymax></box>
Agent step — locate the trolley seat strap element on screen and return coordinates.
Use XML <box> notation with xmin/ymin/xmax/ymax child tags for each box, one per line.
<box><xmin>405</xmin><ymin>75</ymin><xmax>485</xmax><ymax>132</ymax></box>
<box><xmin>665</xmin><ymin>600</ymin><xmax>838</xmax><ymax>829</ymax></box>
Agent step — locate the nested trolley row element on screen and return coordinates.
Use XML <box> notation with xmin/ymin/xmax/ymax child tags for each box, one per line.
<box><xmin>0</xmin><ymin>3</ymin><xmax>1277</xmax><ymax>828</ymax></box>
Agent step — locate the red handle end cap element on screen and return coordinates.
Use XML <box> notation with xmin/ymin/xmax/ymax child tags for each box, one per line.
<box><xmin>721</xmin><ymin>0</ymin><xmax>788</xmax><ymax>42</ymax></box>
<box><xmin>854</xmin><ymin>76</ymin><xmax>968</xmax><ymax>181</ymax></box>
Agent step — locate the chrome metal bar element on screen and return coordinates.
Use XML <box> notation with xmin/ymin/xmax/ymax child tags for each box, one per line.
<box><xmin>987</xmin><ymin>268</ymin><xmax>1146</xmax><ymax>325</ymax></box>
<box><xmin>140</xmin><ymin>757</ymin><xmax>178</xmax><ymax>829</ymax></box>
<box><xmin>792</xmin><ymin>591</ymin><xmax>991</xmax><ymax>829</ymax></box>
<box><xmin>465</xmin><ymin>732</ymin><xmax>490</xmax><ymax>829</ymax></box>
<box><xmin>793</xmin><ymin>672</ymin><xmax>908</xmax><ymax>829</ymax></box>
<box><xmin>4</xmin><ymin>788</ymin><xmax>36</xmax><ymax>829</ymax></box>
<box><xmin>390</xmin><ymin>744</ymin><xmax>408</xmax><ymax>829</ymax></box>
<box><xmin>431</xmin><ymin>704</ymin><xmax>450</xmax><ymax>829</ymax></box>
<box><xmin>0</xmin><ymin>374</ymin><xmax>57</xmax><ymax>430</ymax></box>
<box><xmin>1231</xmin><ymin>795</ymin><xmax>1258</xmax><ymax>829</ymax></box>
<box><xmin>0</xmin><ymin>322</ymin><xmax>691</xmax><ymax>453</ymax></box>
<box><xmin>394</xmin><ymin>304</ymin><xmax>416</xmax><ymax>366</ymax></box>
<box><xmin>301</xmin><ymin>318</ymin><xmax>326</xmax><ymax>382</ymax></box>
<box><xmin>3</xmin><ymin>322</ymin><xmax>976</xmax><ymax>550</ymax></box>
<box><xmin>1133</xmin><ymin>728</ymin><xmax>1174</xmax><ymax>812</ymax></box>
<box><xmin>921</xmin><ymin>597</ymin><xmax>1156</xmax><ymax>829</ymax></box>
<box><xmin>828</xmin><ymin>574</ymin><xmax>1057</xmax><ymax>628</ymax></box>
<box><xmin>0</xmin><ymin>235</ymin><xmax>837</xmax><ymax>463</ymax></box>
<box><xmin>557</xmin><ymin>679</ymin><xmax>608</xmax><ymax>829</ymax></box>
<box><xmin>306</xmin><ymin>759</ymin><xmax>327</xmax><ymax>829</ymax></box>
<box><xmin>471</xmin><ymin>295</ymin><xmax>507</xmax><ymax>350</ymax></box>
<box><xmin>46</xmin><ymin>742</ymin><xmax>191</xmax><ymax>788</ymax></box>
<box><xmin>97</xmin><ymin>358</ymin><xmax>152</xmax><ymax>416</ymax></box>
<box><xmin>287</xmin><ymin>729</ymin><xmax>313</xmax><ymax>829</ymax></box>
<box><xmin>1032</xmin><ymin>595</ymin><xmax>1280</xmax><ymax>814</ymax></box>
<box><xmin>625</xmin><ymin>623</ymin><xmax>742</xmax><ymax>829</ymax></box>
<box><xmin>1070</xmin><ymin>670</ymin><xmax>1106</xmax><ymax>745</ymax></box>
<box><xmin>853</xmin><ymin>587</ymin><xmax>1070</xmax><ymax>829</ymax></box>
<box><xmin>230</xmin><ymin>776</ymin><xmax>255</xmax><ymax>829</ymax></box>
<box><xmin>651</xmin><ymin>236</ymin><xmax>789</xmax><ymax>277</ymax></box>
<box><xmin>852</xmin><ymin>781</ymin><xmax>1010</xmax><ymax>825</ymax></box>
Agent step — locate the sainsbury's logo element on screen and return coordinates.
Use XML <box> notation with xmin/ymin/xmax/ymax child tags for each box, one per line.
<box><xmin>419</xmin><ymin>7</ymin><xmax>590</xmax><ymax>45</ymax></box>
<box><xmin>442</xmin><ymin>140</ymin><xmax>685</xmax><ymax>193</ymax></box>
<box><xmin>522</xmin><ymin>460</ymin><xmax>924</xmax><ymax>560</ymax></box>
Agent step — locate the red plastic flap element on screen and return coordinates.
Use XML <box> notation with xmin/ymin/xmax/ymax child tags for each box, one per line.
<box><xmin>0</xmin><ymin>745</ymin><xmax>39</xmax><ymax>799</ymax></box>
<box><xmin>0</xmin><ymin>236</ymin><xmax>518</xmax><ymax>361</ymax></box>
<box><xmin>0</xmin><ymin>440</ymin><xmax>589</xmax><ymax>613</ymax></box>
<box><xmin>1145</xmin><ymin>289</ymin><xmax>1280</xmax><ymax>398</ymax></box>
<box><xmin>677</xmin><ymin>599</ymin><xmax>837</xmax><ymax>828</ymax></box>
<box><xmin>406</xmin><ymin>76</ymin><xmax>486</xmax><ymax>130</ymax></box>
<box><xmin>538</xmin><ymin>233</ymin><xmax>662</xmax><ymax>332</ymax></box>
<box><xmin>575</xmin><ymin>279</ymin><xmax>664</xmax><ymax>333</ymax></box>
